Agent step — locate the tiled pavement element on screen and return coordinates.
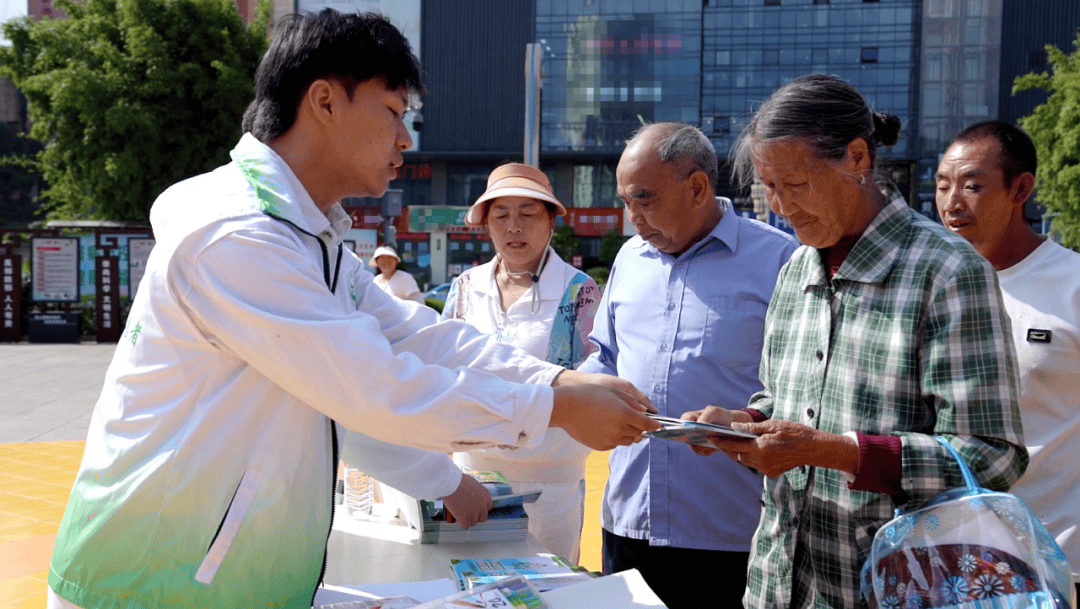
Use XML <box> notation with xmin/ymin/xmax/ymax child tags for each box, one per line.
<box><xmin>0</xmin><ymin>342</ymin><xmax>611</xmax><ymax>608</ymax></box>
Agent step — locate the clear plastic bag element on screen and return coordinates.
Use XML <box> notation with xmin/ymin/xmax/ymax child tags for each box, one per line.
<box><xmin>861</xmin><ymin>438</ymin><xmax>1076</xmax><ymax>609</ymax></box>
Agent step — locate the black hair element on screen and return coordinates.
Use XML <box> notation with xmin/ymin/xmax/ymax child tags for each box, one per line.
<box><xmin>241</xmin><ymin>9</ymin><xmax>425</xmax><ymax>142</ymax></box>
<box><xmin>951</xmin><ymin>120</ymin><xmax>1037</xmax><ymax>187</ymax></box>
<box><xmin>731</xmin><ymin>74</ymin><xmax>901</xmax><ymax>188</ymax></box>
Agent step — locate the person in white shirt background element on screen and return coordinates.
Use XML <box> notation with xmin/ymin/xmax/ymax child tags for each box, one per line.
<box><xmin>936</xmin><ymin>119</ymin><xmax>1080</xmax><ymax>600</ymax></box>
<box><xmin>371</xmin><ymin>245</ymin><xmax>424</xmax><ymax>303</ymax></box>
<box><xmin>441</xmin><ymin>163</ymin><xmax>602</xmax><ymax>562</ymax></box>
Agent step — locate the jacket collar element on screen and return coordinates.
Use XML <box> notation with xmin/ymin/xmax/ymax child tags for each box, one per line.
<box><xmin>230</xmin><ymin>134</ymin><xmax>352</xmax><ymax>244</ymax></box>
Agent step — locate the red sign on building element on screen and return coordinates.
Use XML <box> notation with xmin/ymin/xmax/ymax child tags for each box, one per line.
<box><xmin>565</xmin><ymin>208</ymin><xmax>623</xmax><ymax>237</ymax></box>
<box><xmin>342</xmin><ymin>205</ymin><xmax>385</xmax><ymax>230</ymax></box>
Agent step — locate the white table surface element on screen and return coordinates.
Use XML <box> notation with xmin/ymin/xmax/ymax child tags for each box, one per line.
<box><xmin>322</xmin><ymin>510</ymin><xmax>552</xmax><ymax>586</ymax></box>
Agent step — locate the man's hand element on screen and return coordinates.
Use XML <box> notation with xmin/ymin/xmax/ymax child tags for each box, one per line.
<box><xmin>552</xmin><ymin>369</ymin><xmax>656</xmax><ymax>413</ymax></box>
<box><xmin>442</xmin><ymin>473</ymin><xmax>492</xmax><ymax>530</ymax></box>
<box><xmin>549</xmin><ymin>371</ymin><xmax>660</xmax><ymax>451</ymax></box>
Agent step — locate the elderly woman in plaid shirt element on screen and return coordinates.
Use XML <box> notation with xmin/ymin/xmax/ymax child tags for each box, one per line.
<box><xmin>685</xmin><ymin>74</ymin><xmax>1028</xmax><ymax>608</ymax></box>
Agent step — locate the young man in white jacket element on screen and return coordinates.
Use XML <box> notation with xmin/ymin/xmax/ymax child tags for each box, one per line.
<box><xmin>46</xmin><ymin>10</ymin><xmax>658</xmax><ymax>609</ymax></box>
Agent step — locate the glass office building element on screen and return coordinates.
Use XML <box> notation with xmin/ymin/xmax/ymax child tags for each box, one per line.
<box><xmin>534</xmin><ymin>0</ymin><xmax>920</xmax><ymax>206</ymax></box>
<box><xmin>703</xmin><ymin>0</ymin><xmax>918</xmax><ymax>166</ymax></box>
<box><xmin>535</xmin><ymin>0</ymin><xmax>703</xmax><ymax>209</ymax></box>
<box><xmin>917</xmin><ymin>0</ymin><xmax>1002</xmax><ymax>212</ymax></box>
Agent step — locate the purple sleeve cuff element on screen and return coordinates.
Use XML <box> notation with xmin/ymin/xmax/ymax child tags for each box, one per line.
<box><xmin>848</xmin><ymin>433</ymin><xmax>905</xmax><ymax>498</ymax></box>
<box><xmin>744</xmin><ymin>408</ymin><xmax>768</xmax><ymax>423</ymax></box>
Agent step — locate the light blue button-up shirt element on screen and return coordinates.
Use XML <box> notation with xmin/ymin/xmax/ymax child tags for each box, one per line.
<box><xmin>578</xmin><ymin>199</ymin><xmax>798</xmax><ymax>551</ymax></box>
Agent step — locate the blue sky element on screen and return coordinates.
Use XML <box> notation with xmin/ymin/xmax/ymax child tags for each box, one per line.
<box><xmin>1</xmin><ymin>0</ymin><xmax>28</xmax><ymax>47</ymax></box>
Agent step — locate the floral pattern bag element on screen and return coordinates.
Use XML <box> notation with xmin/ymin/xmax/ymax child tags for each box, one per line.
<box><xmin>861</xmin><ymin>437</ymin><xmax>1076</xmax><ymax>609</ymax></box>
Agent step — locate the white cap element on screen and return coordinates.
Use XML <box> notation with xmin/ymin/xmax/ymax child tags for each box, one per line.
<box><xmin>369</xmin><ymin>245</ymin><xmax>400</xmax><ymax>267</ymax></box>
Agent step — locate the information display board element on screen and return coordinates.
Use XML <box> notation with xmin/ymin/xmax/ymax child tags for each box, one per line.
<box><xmin>1</xmin><ymin>255</ymin><xmax>21</xmax><ymax>341</ymax></box>
<box><xmin>31</xmin><ymin>237</ymin><xmax>80</xmax><ymax>302</ymax></box>
<box><xmin>128</xmin><ymin>238</ymin><xmax>155</xmax><ymax>298</ymax></box>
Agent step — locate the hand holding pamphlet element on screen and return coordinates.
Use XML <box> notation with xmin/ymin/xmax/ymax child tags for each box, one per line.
<box><xmin>643</xmin><ymin>413</ymin><xmax>757</xmax><ymax>447</ymax></box>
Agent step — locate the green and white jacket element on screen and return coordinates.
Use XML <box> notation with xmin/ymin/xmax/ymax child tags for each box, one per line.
<box><xmin>48</xmin><ymin>134</ymin><xmax>562</xmax><ymax>609</ymax></box>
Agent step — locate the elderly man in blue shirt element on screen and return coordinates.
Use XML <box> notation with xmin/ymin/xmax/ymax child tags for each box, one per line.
<box><xmin>578</xmin><ymin>122</ymin><xmax>798</xmax><ymax>608</ymax></box>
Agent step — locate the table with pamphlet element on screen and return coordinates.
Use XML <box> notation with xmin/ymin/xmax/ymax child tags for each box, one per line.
<box><xmin>322</xmin><ymin>511</ymin><xmax>667</xmax><ymax>608</ymax></box>
<box><xmin>323</xmin><ymin>510</ymin><xmax>552</xmax><ymax>585</ymax></box>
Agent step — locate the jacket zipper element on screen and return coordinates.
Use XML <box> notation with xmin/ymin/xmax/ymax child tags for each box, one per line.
<box><xmin>315</xmin><ymin>419</ymin><xmax>340</xmax><ymax>597</ymax></box>
<box><xmin>263</xmin><ymin>213</ymin><xmax>343</xmax><ymax>595</ymax></box>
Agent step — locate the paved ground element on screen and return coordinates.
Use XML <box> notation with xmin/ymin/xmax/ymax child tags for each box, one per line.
<box><xmin>0</xmin><ymin>341</ymin><xmax>117</xmax><ymax>444</ymax></box>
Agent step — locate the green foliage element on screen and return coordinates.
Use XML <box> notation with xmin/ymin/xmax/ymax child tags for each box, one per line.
<box><xmin>424</xmin><ymin>297</ymin><xmax>445</xmax><ymax>314</ymax></box>
<box><xmin>0</xmin><ymin>124</ymin><xmax>44</xmax><ymax>227</ymax></box>
<box><xmin>0</xmin><ymin>0</ymin><xmax>269</xmax><ymax>222</ymax></box>
<box><xmin>1014</xmin><ymin>30</ymin><xmax>1080</xmax><ymax>249</ymax></box>
<box><xmin>585</xmin><ymin>265</ymin><xmax>610</xmax><ymax>286</ymax></box>
<box><xmin>598</xmin><ymin>230</ymin><xmax>628</xmax><ymax>265</ymax></box>
<box><xmin>550</xmin><ymin>224</ymin><xmax>579</xmax><ymax>261</ymax></box>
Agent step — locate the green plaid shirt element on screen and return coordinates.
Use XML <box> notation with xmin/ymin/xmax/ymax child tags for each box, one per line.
<box><xmin>744</xmin><ymin>195</ymin><xmax>1027</xmax><ymax>609</ymax></box>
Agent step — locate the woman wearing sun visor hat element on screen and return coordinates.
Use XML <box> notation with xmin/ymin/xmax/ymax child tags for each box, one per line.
<box><xmin>441</xmin><ymin>163</ymin><xmax>601</xmax><ymax>562</ymax></box>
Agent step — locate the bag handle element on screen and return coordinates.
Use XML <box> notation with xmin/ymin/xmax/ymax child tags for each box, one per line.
<box><xmin>934</xmin><ymin>436</ymin><xmax>980</xmax><ymax>493</ymax></box>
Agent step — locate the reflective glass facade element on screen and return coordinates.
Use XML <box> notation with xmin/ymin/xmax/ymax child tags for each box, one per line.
<box><xmin>536</xmin><ymin>0</ymin><xmax>703</xmax><ymax>154</ymax></box>
<box><xmin>702</xmin><ymin>0</ymin><xmax>919</xmax><ymax>164</ymax></box>
<box><xmin>534</xmin><ymin>0</ymin><xmax>921</xmax><ymax>205</ymax></box>
<box><xmin>918</xmin><ymin>0</ymin><xmax>1002</xmax><ymax>196</ymax></box>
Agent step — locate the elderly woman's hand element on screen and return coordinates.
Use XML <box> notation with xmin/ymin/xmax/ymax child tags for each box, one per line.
<box><xmin>697</xmin><ymin>418</ymin><xmax>860</xmax><ymax>479</ymax></box>
<box><xmin>681</xmin><ymin>406</ymin><xmax>753</xmax><ymax>456</ymax></box>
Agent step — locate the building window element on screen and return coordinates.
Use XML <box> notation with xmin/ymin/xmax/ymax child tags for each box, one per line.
<box><xmin>813</xmin><ymin>0</ymin><xmax>829</xmax><ymax>4</ymax></box>
<box><xmin>861</xmin><ymin>47</ymin><xmax>879</xmax><ymax>63</ymax></box>
<box><xmin>764</xmin><ymin>0</ymin><xmax>781</xmax><ymax>5</ymax></box>
<box><xmin>763</xmin><ymin>49</ymin><xmax>780</xmax><ymax>65</ymax></box>
<box><xmin>863</xmin><ymin>0</ymin><xmax>879</xmax><ymax>3</ymax></box>
<box><xmin>1029</xmin><ymin>50</ymin><xmax>1046</xmax><ymax>69</ymax></box>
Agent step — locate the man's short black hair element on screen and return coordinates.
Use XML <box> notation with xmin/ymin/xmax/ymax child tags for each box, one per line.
<box><xmin>242</xmin><ymin>9</ymin><xmax>425</xmax><ymax>142</ymax></box>
<box><xmin>952</xmin><ymin>120</ymin><xmax>1038</xmax><ymax>187</ymax></box>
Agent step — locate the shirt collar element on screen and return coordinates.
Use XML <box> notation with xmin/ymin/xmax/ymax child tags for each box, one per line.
<box><xmin>632</xmin><ymin>196</ymin><xmax>735</xmax><ymax>260</ymax></box>
<box><xmin>804</xmin><ymin>190</ymin><xmax>911</xmax><ymax>288</ymax></box>
<box><xmin>477</xmin><ymin>247</ymin><xmax>568</xmax><ymax>300</ymax></box>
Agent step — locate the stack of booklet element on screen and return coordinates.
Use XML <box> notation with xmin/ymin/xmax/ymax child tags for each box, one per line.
<box><xmin>412</xmin><ymin>471</ymin><xmax>540</xmax><ymax>544</ymax></box>
<box><xmin>361</xmin><ymin>470</ymin><xmax>539</xmax><ymax>544</ymax></box>
<box><xmin>449</xmin><ymin>555</ymin><xmax>596</xmax><ymax>592</ymax></box>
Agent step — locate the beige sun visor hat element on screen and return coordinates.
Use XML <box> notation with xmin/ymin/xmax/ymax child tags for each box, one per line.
<box><xmin>464</xmin><ymin>163</ymin><xmax>567</xmax><ymax>226</ymax></box>
<box><xmin>369</xmin><ymin>245</ymin><xmax>400</xmax><ymax>267</ymax></box>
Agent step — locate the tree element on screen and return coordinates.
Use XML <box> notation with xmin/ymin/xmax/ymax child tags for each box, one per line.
<box><xmin>0</xmin><ymin>0</ymin><xmax>269</xmax><ymax>222</ymax></box>
<box><xmin>0</xmin><ymin>123</ymin><xmax>44</xmax><ymax>227</ymax></box>
<box><xmin>550</xmin><ymin>224</ymin><xmax>578</xmax><ymax>262</ymax></box>
<box><xmin>598</xmin><ymin>229</ymin><xmax>628</xmax><ymax>266</ymax></box>
<box><xmin>1014</xmin><ymin>30</ymin><xmax>1080</xmax><ymax>249</ymax></box>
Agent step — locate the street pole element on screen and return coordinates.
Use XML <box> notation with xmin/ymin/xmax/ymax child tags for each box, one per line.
<box><xmin>524</xmin><ymin>42</ymin><xmax>542</xmax><ymax>167</ymax></box>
